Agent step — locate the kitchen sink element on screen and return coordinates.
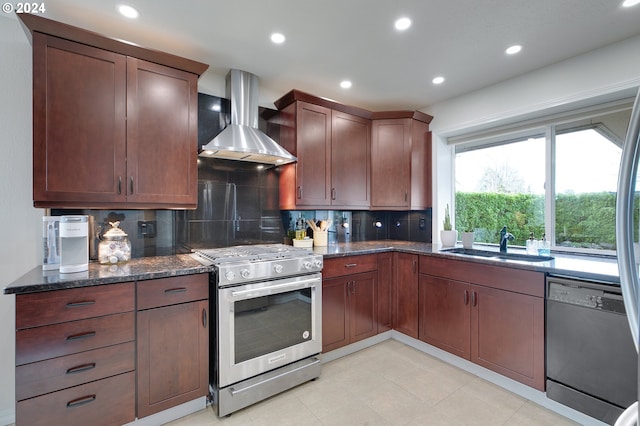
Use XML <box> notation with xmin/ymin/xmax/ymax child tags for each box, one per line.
<box><xmin>442</xmin><ymin>247</ymin><xmax>554</xmax><ymax>262</ymax></box>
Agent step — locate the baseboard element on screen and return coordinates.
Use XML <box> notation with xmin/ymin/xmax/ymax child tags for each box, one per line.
<box><xmin>319</xmin><ymin>331</ymin><xmax>392</xmax><ymax>364</ymax></box>
<box><xmin>0</xmin><ymin>407</ymin><xmax>15</xmax><ymax>426</ymax></box>
<box><xmin>122</xmin><ymin>397</ymin><xmax>207</xmax><ymax>426</ymax></box>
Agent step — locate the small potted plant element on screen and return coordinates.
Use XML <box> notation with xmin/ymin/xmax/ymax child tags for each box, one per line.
<box><xmin>461</xmin><ymin>227</ymin><xmax>474</xmax><ymax>249</ymax></box>
<box><xmin>440</xmin><ymin>204</ymin><xmax>457</xmax><ymax>248</ymax></box>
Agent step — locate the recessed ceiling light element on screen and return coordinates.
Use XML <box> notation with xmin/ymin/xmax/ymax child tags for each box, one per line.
<box><xmin>117</xmin><ymin>4</ymin><xmax>139</xmax><ymax>19</ymax></box>
<box><xmin>270</xmin><ymin>33</ymin><xmax>285</xmax><ymax>44</ymax></box>
<box><xmin>394</xmin><ymin>17</ymin><xmax>412</xmax><ymax>31</ymax></box>
<box><xmin>622</xmin><ymin>0</ymin><xmax>640</xmax><ymax>7</ymax></box>
<box><xmin>505</xmin><ymin>45</ymin><xmax>522</xmax><ymax>55</ymax></box>
<box><xmin>432</xmin><ymin>76</ymin><xmax>445</xmax><ymax>85</ymax></box>
<box><xmin>340</xmin><ymin>80</ymin><xmax>352</xmax><ymax>89</ymax></box>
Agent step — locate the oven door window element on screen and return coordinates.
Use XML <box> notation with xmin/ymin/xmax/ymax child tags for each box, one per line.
<box><xmin>234</xmin><ymin>287</ymin><xmax>312</xmax><ymax>364</ymax></box>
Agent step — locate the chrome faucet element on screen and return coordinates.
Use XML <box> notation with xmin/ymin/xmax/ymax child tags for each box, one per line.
<box><xmin>499</xmin><ymin>226</ymin><xmax>514</xmax><ymax>252</ymax></box>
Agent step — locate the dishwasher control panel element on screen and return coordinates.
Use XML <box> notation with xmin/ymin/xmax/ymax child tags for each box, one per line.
<box><xmin>548</xmin><ymin>279</ymin><xmax>625</xmax><ymax>314</ymax></box>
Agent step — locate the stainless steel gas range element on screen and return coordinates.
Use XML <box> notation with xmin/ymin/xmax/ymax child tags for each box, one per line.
<box><xmin>192</xmin><ymin>244</ymin><xmax>323</xmax><ymax>417</ymax></box>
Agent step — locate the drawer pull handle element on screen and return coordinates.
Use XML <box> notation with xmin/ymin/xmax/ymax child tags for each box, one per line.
<box><xmin>345</xmin><ymin>263</ymin><xmax>358</xmax><ymax>268</ymax></box>
<box><xmin>464</xmin><ymin>290</ymin><xmax>469</xmax><ymax>305</ymax></box>
<box><xmin>66</xmin><ymin>331</ymin><xmax>96</xmax><ymax>341</ymax></box>
<box><xmin>66</xmin><ymin>363</ymin><xmax>96</xmax><ymax>374</ymax></box>
<box><xmin>164</xmin><ymin>287</ymin><xmax>187</xmax><ymax>294</ymax></box>
<box><xmin>67</xmin><ymin>394</ymin><xmax>96</xmax><ymax>408</ymax></box>
<box><xmin>66</xmin><ymin>300</ymin><xmax>96</xmax><ymax>308</ymax></box>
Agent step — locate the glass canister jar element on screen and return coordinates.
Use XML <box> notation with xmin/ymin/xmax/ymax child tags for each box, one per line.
<box><xmin>98</xmin><ymin>221</ymin><xmax>132</xmax><ymax>264</ymax></box>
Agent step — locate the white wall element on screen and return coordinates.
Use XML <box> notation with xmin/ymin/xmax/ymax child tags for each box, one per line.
<box><xmin>425</xmin><ymin>34</ymin><xmax>640</xmax><ymax>245</ymax></box>
<box><xmin>0</xmin><ymin>15</ymin><xmax>43</xmax><ymax>425</ymax></box>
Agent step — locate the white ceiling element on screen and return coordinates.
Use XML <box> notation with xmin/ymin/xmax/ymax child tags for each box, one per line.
<box><xmin>14</xmin><ymin>0</ymin><xmax>640</xmax><ymax>111</ymax></box>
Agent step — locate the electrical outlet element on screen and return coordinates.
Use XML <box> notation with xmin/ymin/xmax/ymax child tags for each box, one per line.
<box><xmin>138</xmin><ymin>220</ymin><xmax>157</xmax><ymax>238</ymax></box>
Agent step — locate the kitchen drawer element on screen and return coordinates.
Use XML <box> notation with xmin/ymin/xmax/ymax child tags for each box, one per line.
<box><xmin>16</xmin><ymin>282</ymin><xmax>134</xmax><ymax>329</ymax></box>
<box><xmin>137</xmin><ymin>273</ymin><xmax>208</xmax><ymax>310</ymax></box>
<box><xmin>16</xmin><ymin>312</ymin><xmax>134</xmax><ymax>365</ymax></box>
<box><xmin>16</xmin><ymin>371</ymin><xmax>135</xmax><ymax>426</ymax></box>
<box><xmin>16</xmin><ymin>341</ymin><xmax>135</xmax><ymax>401</ymax></box>
<box><xmin>322</xmin><ymin>254</ymin><xmax>378</xmax><ymax>279</ymax></box>
<box><xmin>419</xmin><ymin>255</ymin><xmax>544</xmax><ymax>297</ymax></box>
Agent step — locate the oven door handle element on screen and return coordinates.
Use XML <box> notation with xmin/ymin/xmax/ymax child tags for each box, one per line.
<box><xmin>230</xmin><ymin>277</ymin><xmax>319</xmax><ymax>299</ymax></box>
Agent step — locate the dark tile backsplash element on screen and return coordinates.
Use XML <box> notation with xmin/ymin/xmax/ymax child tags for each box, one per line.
<box><xmin>53</xmin><ymin>93</ymin><xmax>432</xmax><ymax>259</ymax></box>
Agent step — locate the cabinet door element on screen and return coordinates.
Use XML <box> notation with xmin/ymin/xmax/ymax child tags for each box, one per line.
<box><xmin>350</xmin><ymin>272</ymin><xmax>377</xmax><ymax>343</ymax></box>
<box><xmin>126</xmin><ymin>57</ymin><xmax>198</xmax><ymax>207</ymax></box>
<box><xmin>419</xmin><ymin>275</ymin><xmax>470</xmax><ymax>359</ymax></box>
<box><xmin>32</xmin><ymin>33</ymin><xmax>127</xmax><ymax>206</ymax></box>
<box><xmin>322</xmin><ymin>276</ymin><xmax>349</xmax><ymax>352</ymax></box>
<box><xmin>470</xmin><ymin>285</ymin><xmax>544</xmax><ymax>390</ymax></box>
<box><xmin>331</xmin><ymin>111</ymin><xmax>370</xmax><ymax>207</ymax></box>
<box><xmin>393</xmin><ymin>252</ymin><xmax>419</xmax><ymax>338</ymax></box>
<box><xmin>295</xmin><ymin>101</ymin><xmax>332</xmax><ymax>206</ymax></box>
<box><xmin>377</xmin><ymin>252</ymin><xmax>393</xmax><ymax>332</ymax></box>
<box><xmin>137</xmin><ymin>299</ymin><xmax>208</xmax><ymax>418</ymax></box>
<box><xmin>371</xmin><ymin>118</ymin><xmax>410</xmax><ymax>208</ymax></box>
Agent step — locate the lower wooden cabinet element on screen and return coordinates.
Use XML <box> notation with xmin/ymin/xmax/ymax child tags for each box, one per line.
<box><xmin>418</xmin><ymin>256</ymin><xmax>545</xmax><ymax>390</ymax></box>
<box><xmin>136</xmin><ymin>274</ymin><xmax>209</xmax><ymax>418</ymax></box>
<box><xmin>16</xmin><ymin>372</ymin><xmax>135</xmax><ymax>426</ymax></box>
<box><xmin>14</xmin><ymin>282</ymin><xmax>135</xmax><ymax>426</ymax></box>
<box><xmin>322</xmin><ymin>271</ymin><xmax>377</xmax><ymax>352</ymax></box>
<box><xmin>14</xmin><ymin>274</ymin><xmax>210</xmax><ymax>425</ymax></box>
<box><xmin>393</xmin><ymin>252</ymin><xmax>419</xmax><ymax>338</ymax></box>
<box><xmin>419</xmin><ymin>275</ymin><xmax>470</xmax><ymax>359</ymax></box>
<box><xmin>322</xmin><ymin>255</ymin><xmax>379</xmax><ymax>352</ymax></box>
<box><xmin>377</xmin><ymin>252</ymin><xmax>393</xmax><ymax>332</ymax></box>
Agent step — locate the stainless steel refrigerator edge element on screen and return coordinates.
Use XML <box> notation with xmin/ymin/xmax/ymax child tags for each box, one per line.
<box><xmin>615</xmin><ymin>86</ymin><xmax>640</xmax><ymax>426</ymax></box>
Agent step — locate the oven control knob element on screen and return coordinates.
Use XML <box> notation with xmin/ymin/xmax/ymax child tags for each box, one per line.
<box><xmin>303</xmin><ymin>261</ymin><xmax>313</xmax><ymax>270</ymax></box>
<box><xmin>225</xmin><ymin>271</ymin><xmax>236</xmax><ymax>281</ymax></box>
<box><xmin>273</xmin><ymin>264</ymin><xmax>284</xmax><ymax>274</ymax></box>
<box><xmin>240</xmin><ymin>269</ymin><xmax>251</xmax><ymax>279</ymax></box>
<box><xmin>313</xmin><ymin>259</ymin><xmax>323</xmax><ymax>269</ymax></box>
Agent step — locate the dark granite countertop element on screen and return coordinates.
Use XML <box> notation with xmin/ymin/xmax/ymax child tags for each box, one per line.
<box><xmin>5</xmin><ymin>240</ymin><xmax>619</xmax><ymax>295</ymax></box>
<box><xmin>4</xmin><ymin>254</ymin><xmax>213</xmax><ymax>295</ymax></box>
<box><xmin>314</xmin><ymin>240</ymin><xmax>619</xmax><ymax>284</ymax></box>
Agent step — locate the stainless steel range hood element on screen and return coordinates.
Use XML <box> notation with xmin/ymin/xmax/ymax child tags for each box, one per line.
<box><xmin>199</xmin><ymin>69</ymin><xmax>296</xmax><ymax>165</ymax></box>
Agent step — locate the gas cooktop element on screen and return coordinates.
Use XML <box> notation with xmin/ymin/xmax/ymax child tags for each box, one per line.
<box><xmin>191</xmin><ymin>244</ymin><xmax>322</xmax><ymax>286</ymax></box>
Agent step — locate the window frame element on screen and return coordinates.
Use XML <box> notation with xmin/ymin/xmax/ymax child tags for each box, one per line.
<box><xmin>451</xmin><ymin>101</ymin><xmax>632</xmax><ymax>257</ymax></box>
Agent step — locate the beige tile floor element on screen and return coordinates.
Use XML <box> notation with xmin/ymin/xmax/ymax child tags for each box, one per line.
<box><xmin>165</xmin><ymin>340</ymin><xmax>578</xmax><ymax>426</ymax></box>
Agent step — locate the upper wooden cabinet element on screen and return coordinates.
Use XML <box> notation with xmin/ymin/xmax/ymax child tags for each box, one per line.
<box><xmin>274</xmin><ymin>92</ymin><xmax>371</xmax><ymax>209</ymax></box>
<box><xmin>274</xmin><ymin>90</ymin><xmax>432</xmax><ymax>211</ymax></box>
<box><xmin>371</xmin><ymin>113</ymin><xmax>432</xmax><ymax>210</ymax></box>
<box><xmin>20</xmin><ymin>14</ymin><xmax>208</xmax><ymax>209</ymax></box>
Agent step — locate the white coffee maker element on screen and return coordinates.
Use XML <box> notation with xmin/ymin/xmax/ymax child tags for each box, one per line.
<box><xmin>59</xmin><ymin>215</ymin><xmax>89</xmax><ymax>273</ymax></box>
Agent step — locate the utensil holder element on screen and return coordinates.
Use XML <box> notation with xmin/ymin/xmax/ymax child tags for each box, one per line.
<box><xmin>313</xmin><ymin>231</ymin><xmax>328</xmax><ymax>247</ymax></box>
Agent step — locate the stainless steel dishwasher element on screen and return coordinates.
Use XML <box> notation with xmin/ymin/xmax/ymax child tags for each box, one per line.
<box><xmin>546</xmin><ymin>275</ymin><xmax>637</xmax><ymax>424</ymax></box>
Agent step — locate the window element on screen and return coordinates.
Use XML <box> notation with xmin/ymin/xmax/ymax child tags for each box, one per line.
<box><xmin>453</xmin><ymin>104</ymin><xmax>630</xmax><ymax>254</ymax></box>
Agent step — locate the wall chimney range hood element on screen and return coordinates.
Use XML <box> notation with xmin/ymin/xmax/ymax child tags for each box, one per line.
<box><xmin>199</xmin><ymin>69</ymin><xmax>296</xmax><ymax>165</ymax></box>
